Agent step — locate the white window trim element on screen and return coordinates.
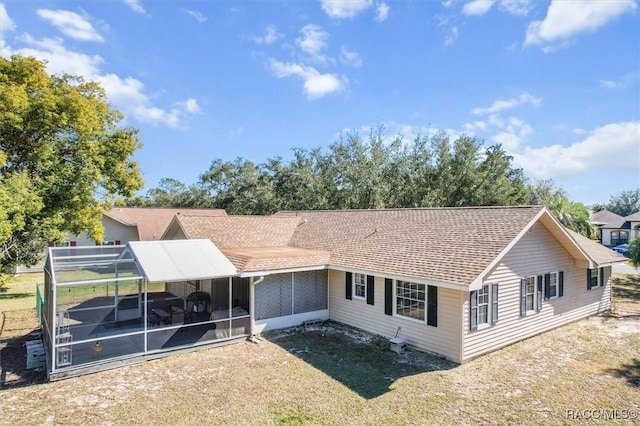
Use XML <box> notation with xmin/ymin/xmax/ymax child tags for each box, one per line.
<box><xmin>393</xmin><ymin>280</ymin><xmax>427</xmax><ymax>324</ymax></box>
<box><xmin>525</xmin><ymin>276</ymin><xmax>536</xmax><ymax>313</ymax></box>
<box><xmin>548</xmin><ymin>271</ymin><xmax>559</xmax><ymax>300</ymax></box>
<box><xmin>477</xmin><ymin>284</ymin><xmax>490</xmax><ymax>329</ymax></box>
<box><xmin>353</xmin><ymin>273</ymin><xmax>366</xmax><ymax>300</ymax></box>
<box><xmin>589</xmin><ymin>268</ymin><xmax>599</xmax><ymax>289</ymax></box>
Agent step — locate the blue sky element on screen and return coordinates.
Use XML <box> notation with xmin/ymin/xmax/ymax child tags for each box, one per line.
<box><xmin>1</xmin><ymin>0</ymin><xmax>639</xmax><ymax>205</ymax></box>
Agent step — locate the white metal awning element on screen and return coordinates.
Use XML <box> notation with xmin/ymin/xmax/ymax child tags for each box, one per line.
<box><xmin>128</xmin><ymin>239</ymin><xmax>237</xmax><ymax>282</ymax></box>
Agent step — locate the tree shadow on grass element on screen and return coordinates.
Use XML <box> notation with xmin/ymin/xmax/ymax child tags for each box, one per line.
<box><xmin>0</xmin><ymin>332</ymin><xmax>47</xmax><ymax>390</ymax></box>
<box><xmin>606</xmin><ymin>358</ymin><xmax>640</xmax><ymax>388</ymax></box>
<box><xmin>264</xmin><ymin>321</ymin><xmax>456</xmax><ymax>399</ymax></box>
<box><xmin>613</xmin><ymin>275</ymin><xmax>640</xmax><ymax>298</ymax></box>
<box><xmin>0</xmin><ymin>293</ymin><xmax>34</xmax><ymax>300</ymax></box>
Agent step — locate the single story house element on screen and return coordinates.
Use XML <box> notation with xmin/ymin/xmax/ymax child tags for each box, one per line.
<box><xmin>40</xmin><ymin>205</ymin><xmax>625</xmax><ymax>380</ymax></box>
<box><xmin>163</xmin><ymin>205</ymin><xmax>624</xmax><ymax>362</ymax></box>
<box><xmin>592</xmin><ymin>210</ymin><xmax>640</xmax><ymax>247</ymax></box>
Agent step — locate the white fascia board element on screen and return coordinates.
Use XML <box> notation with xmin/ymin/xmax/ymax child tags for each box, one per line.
<box><xmin>328</xmin><ymin>265</ymin><xmax>469</xmax><ymax>292</ymax></box>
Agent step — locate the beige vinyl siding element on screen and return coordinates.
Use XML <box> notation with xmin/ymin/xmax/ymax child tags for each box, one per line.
<box><xmin>163</xmin><ymin>225</ymin><xmax>188</xmax><ymax>240</ymax></box>
<box><xmin>70</xmin><ymin>216</ymin><xmax>139</xmax><ymax>246</ymax></box>
<box><xmin>328</xmin><ymin>269</ymin><xmax>462</xmax><ymax>361</ymax></box>
<box><xmin>463</xmin><ymin>222</ymin><xmax>612</xmax><ymax>361</ymax></box>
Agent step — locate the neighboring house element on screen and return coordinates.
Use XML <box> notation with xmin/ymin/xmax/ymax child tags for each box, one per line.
<box><xmin>15</xmin><ymin>208</ymin><xmax>226</xmax><ymax>274</ymax></box>
<box><xmin>40</xmin><ymin>205</ymin><xmax>625</xmax><ymax>380</ymax></box>
<box><xmin>68</xmin><ymin>207</ymin><xmax>228</xmax><ymax>246</ymax></box>
<box><xmin>594</xmin><ymin>210</ymin><xmax>640</xmax><ymax>247</ymax></box>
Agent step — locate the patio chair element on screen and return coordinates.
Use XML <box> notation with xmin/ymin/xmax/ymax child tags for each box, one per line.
<box><xmin>186</xmin><ymin>292</ymin><xmax>211</xmax><ymax>322</ymax></box>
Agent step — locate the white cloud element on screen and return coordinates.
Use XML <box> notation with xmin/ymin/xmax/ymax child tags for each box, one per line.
<box><xmin>468</xmin><ymin>93</ymin><xmax>539</xmax><ymax>149</ymax></box>
<box><xmin>512</xmin><ymin>121</ymin><xmax>640</xmax><ymax>179</ymax></box>
<box><xmin>445</xmin><ymin>26</ymin><xmax>459</xmax><ymax>46</ymax></box>
<box><xmin>462</xmin><ymin>0</ymin><xmax>496</xmax><ymax>16</ymax></box>
<box><xmin>339</xmin><ymin>46</ymin><xmax>362</xmax><ymax>67</ymax></box>
<box><xmin>463</xmin><ymin>0</ymin><xmax>533</xmax><ymax>17</ymax></box>
<box><xmin>0</xmin><ymin>3</ymin><xmax>16</xmax><ymax>34</ymax></box>
<box><xmin>525</xmin><ymin>0</ymin><xmax>637</xmax><ymax>49</ymax></box>
<box><xmin>437</xmin><ymin>14</ymin><xmax>460</xmax><ymax>46</ymax></box>
<box><xmin>375</xmin><ymin>3</ymin><xmax>390</xmax><ymax>22</ymax></box>
<box><xmin>598</xmin><ymin>72</ymin><xmax>640</xmax><ymax>90</ymax></box>
<box><xmin>37</xmin><ymin>9</ymin><xmax>103</xmax><ymax>42</ymax></box>
<box><xmin>4</xmin><ymin>34</ymin><xmax>197</xmax><ymax>128</ymax></box>
<box><xmin>267</xmin><ymin>59</ymin><xmax>345</xmax><ymax>99</ymax></box>
<box><xmin>463</xmin><ymin>120</ymin><xmax>487</xmax><ymax>133</ymax></box>
<box><xmin>186</xmin><ymin>10</ymin><xmax>207</xmax><ymax>23</ymax></box>
<box><xmin>491</xmin><ymin>117</ymin><xmax>533</xmax><ymax>150</ymax></box>
<box><xmin>124</xmin><ymin>0</ymin><xmax>146</xmax><ymax>15</ymax></box>
<box><xmin>320</xmin><ymin>0</ymin><xmax>373</xmax><ymax>19</ymax></box>
<box><xmin>498</xmin><ymin>0</ymin><xmax>532</xmax><ymax>16</ymax></box>
<box><xmin>183</xmin><ymin>98</ymin><xmax>200</xmax><ymax>114</ymax></box>
<box><xmin>8</xmin><ymin>34</ymin><xmax>104</xmax><ymax>77</ymax></box>
<box><xmin>472</xmin><ymin>93</ymin><xmax>541</xmax><ymax>115</ymax></box>
<box><xmin>296</xmin><ymin>24</ymin><xmax>329</xmax><ymax>63</ymax></box>
<box><xmin>229</xmin><ymin>127</ymin><xmax>245</xmax><ymax>137</ymax></box>
<box><xmin>253</xmin><ymin>25</ymin><xmax>282</xmax><ymax>45</ymax></box>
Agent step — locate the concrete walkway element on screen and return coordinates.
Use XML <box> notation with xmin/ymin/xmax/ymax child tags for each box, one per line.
<box><xmin>612</xmin><ymin>262</ymin><xmax>639</xmax><ymax>275</ymax></box>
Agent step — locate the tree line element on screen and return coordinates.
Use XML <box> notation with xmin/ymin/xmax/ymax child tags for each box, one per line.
<box><xmin>126</xmin><ymin>127</ymin><xmax>597</xmax><ymax>238</ymax></box>
<box><xmin>129</xmin><ymin>128</ymin><xmax>533</xmax><ymax>212</ymax></box>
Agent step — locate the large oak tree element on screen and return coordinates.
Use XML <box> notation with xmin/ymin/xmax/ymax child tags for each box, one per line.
<box><xmin>0</xmin><ymin>55</ymin><xmax>143</xmax><ymax>275</ymax></box>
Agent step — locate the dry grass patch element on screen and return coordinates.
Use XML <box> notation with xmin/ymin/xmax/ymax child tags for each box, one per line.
<box><xmin>0</xmin><ymin>275</ymin><xmax>638</xmax><ymax>425</ymax></box>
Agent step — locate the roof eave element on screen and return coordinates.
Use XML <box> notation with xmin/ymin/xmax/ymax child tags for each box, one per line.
<box><xmin>103</xmin><ymin>211</ymin><xmax>137</xmax><ymax>227</ymax></box>
<box><xmin>328</xmin><ymin>264</ymin><xmax>470</xmax><ymax>292</ymax></box>
<box><xmin>238</xmin><ymin>264</ymin><xmax>329</xmax><ymax>277</ymax></box>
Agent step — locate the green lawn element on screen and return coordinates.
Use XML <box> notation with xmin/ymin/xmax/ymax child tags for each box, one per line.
<box><xmin>0</xmin><ymin>273</ymin><xmax>42</xmax><ymax>311</ymax></box>
<box><xmin>0</xmin><ymin>273</ymin><xmax>164</xmax><ymax>313</ymax></box>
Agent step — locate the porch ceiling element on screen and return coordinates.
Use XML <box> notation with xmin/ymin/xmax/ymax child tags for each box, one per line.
<box><xmin>128</xmin><ymin>239</ymin><xmax>237</xmax><ymax>282</ymax></box>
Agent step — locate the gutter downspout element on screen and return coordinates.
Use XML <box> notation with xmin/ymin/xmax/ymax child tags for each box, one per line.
<box><xmin>249</xmin><ymin>276</ymin><xmax>265</xmax><ymax>337</ymax></box>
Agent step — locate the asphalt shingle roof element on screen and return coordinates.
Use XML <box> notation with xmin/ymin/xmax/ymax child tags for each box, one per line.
<box><xmin>566</xmin><ymin>229</ymin><xmax>628</xmax><ymax>265</ymax></box>
<box><xmin>276</xmin><ymin>206</ymin><xmax>544</xmax><ymax>286</ymax></box>
<box><xmin>175</xmin><ymin>215</ymin><xmax>301</xmax><ymax>248</ymax></box>
<box><xmin>171</xmin><ymin>206</ymin><xmax>625</xmax><ymax>284</ymax></box>
<box><xmin>591</xmin><ymin>210</ymin><xmax>624</xmax><ymax>226</ymax></box>
<box><xmin>106</xmin><ymin>207</ymin><xmax>227</xmax><ymax>241</ymax></box>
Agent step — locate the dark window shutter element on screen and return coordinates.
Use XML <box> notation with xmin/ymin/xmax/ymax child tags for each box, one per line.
<box><xmin>536</xmin><ymin>275</ymin><xmax>543</xmax><ymax>312</ymax></box>
<box><xmin>366</xmin><ymin>275</ymin><xmax>375</xmax><ymax>305</ymax></box>
<box><xmin>345</xmin><ymin>272</ymin><xmax>352</xmax><ymax>300</ymax></box>
<box><xmin>384</xmin><ymin>278</ymin><xmax>393</xmax><ymax>316</ymax></box>
<box><xmin>115</xmin><ymin>240</ymin><xmax>121</xmax><ymax>245</ymax></box>
<box><xmin>491</xmin><ymin>284</ymin><xmax>499</xmax><ymax>324</ymax></box>
<box><xmin>48</xmin><ymin>242</ymin><xmax>55</xmax><ymax>247</ymax></box>
<box><xmin>427</xmin><ymin>285</ymin><xmax>437</xmax><ymax>327</ymax></box>
<box><xmin>70</xmin><ymin>241</ymin><xmax>77</xmax><ymax>247</ymax></box>
<box><xmin>587</xmin><ymin>269</ymin><xmax>592</xmax><ymax>290</ymax></box>
<box><xmin>544</xmin><ymin>273</ymin><xmax>551</xmax><ymax>299</ymax></box>
<box><xmin>559</xmin><ymin>271</ymin><xmax>564</xmax><ymax>297</ymax></box>
<box><xmin>470</xmin><ymin>291</ymin><xmax>478</xmax><ymax>331</ymax></box>
<box><xmin>520</xmin><ymin>279</ymin><xmax>527</xmax><ymax>316</ymax></box>
<box><xmin>599</xmin><ymin>268</ymin><xmax>604</xmax><ymax>287</ymax></box>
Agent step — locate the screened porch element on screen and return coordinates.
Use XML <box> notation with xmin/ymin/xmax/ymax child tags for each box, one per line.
<box><xmin>42</xmin><ymin>240</ymin><xmax>245</xmax><ymax>380</ymax></box>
